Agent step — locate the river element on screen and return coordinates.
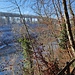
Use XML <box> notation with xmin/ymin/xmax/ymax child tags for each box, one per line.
<box><xmin>0</xmin><ymin>24</ymin><xmax>24</xmax><ymax>75</ymax></box>
<box><xmin>0</xmin><ymin>23</ymin><xmax>59</xmax><ymax>75</ymax></box>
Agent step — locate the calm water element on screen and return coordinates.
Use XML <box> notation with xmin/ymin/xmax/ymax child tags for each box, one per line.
<box><xmin>0</xmin><ymin>24</ymin><xmax>24</xmax><ymax>75</ymax></box>
<box><xmin>0</xmin><ymin>23</ymin><xmax>39</xmax><ymax>75</ymax></box>
<box><xmin>0</xmin><ymin>23</ymin><xmax>59</xmax><ymax>75</ymax></box>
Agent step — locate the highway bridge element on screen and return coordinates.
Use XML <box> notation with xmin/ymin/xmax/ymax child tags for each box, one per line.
<box><xmin>0</xmin><ymin>12</ymin><xmax>40</xmax><ymax>18</ymax></box>
<box><xmin>0</xmin><ymin>12</ymin><xmax>41</xmax><ymax>24</ymax></box>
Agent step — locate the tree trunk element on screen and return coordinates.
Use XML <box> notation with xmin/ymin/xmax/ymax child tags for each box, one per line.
<box><xmin>63</xmin><ymin>0</ymin><xmax>75</xmax><ymax>57</ymax></box>
<box><xmin>68</xmin><ymin>0</ymin><xmax>75</xmax><ymax>26</ymax></box>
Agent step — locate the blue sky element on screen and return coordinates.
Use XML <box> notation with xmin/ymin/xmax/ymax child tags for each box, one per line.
<box><xmin>0</xmin><ymin>0</ymin><xmax>35</xmax><ymax>15</ymax></box>
<box><xmin>0</xmin><ymin>0</ymin><xmax>75</xmax><ymax>16</ymax></box>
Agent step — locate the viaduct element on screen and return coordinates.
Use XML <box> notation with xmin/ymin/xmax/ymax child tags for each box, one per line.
<box><xmin>0</xmin><ymin>12</ymin><xmax>41</xmax><ymax>24</ymax></box>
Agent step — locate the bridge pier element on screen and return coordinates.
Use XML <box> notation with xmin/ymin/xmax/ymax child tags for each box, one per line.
<box><xmin>37</xmin><ymin>18</ymin><xmax>43</xmax><ymax>23</ymax></box>
<box><xmin>30</xmin><ymin>18</ymin><xmax>32</xmax><ymax>23</ymax></box>
<box><xmin>0</xmin><ymin>12</ymin><xmax>42</xmax><ymax>24</ymax></box>
<box><xmin>11</xmin><ymin>17</ymin><xmax>16</xmax><ymax>24</ymax></box>
<box><xmin>37</xmin><ymin>18</ymin><xmax>39</xmax><ymax>23</ymax></box>
<box><xmin>5</xmin><ymin>16</ymin><xmax>10</xmax><ymax>25</ymax></box>
<box><xmin>26</xmin><ymin>18</ymin><xmax>30</xmax><ymax>23</ymax></box>
<box><xmin>20</xmin><ymin>17</ymin><xmax>23</xmax><ymax>23</ymax></box>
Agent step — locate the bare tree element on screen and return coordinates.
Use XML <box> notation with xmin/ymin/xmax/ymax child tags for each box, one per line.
<box><xmin>68</xmin><ymin>0</ymin><xmax>75</xmax><ymax>26</ymax></box>
<box><xmin>63</xmin><ymin>0</ymin><xmax>75</xmax><ymax>57</ymax></box>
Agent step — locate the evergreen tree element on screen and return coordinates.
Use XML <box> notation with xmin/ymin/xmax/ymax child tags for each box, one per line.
<box><xmin>59</xmin><ymin>23</ymin><xmax>68</xmax><ymax>49</ymax></box>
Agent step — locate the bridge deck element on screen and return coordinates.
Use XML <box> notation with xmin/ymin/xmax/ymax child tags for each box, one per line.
<box><xmin>0</xmin><ymin>12</ymin><xmax>40</xmax><ymax>18</ymax></box>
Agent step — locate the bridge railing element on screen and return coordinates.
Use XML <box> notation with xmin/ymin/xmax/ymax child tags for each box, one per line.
<box><xmin>57</xmin><ymin>59</ymin><xmax>75</xmax><ymax>75</ymax></box>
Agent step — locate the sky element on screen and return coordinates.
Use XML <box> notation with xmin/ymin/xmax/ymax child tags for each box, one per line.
<box><xmin>0</xmin><ymin>0</ymin><xmax>35</xmax><ymax>15</ymax></box>
<box><xmin>0</xmin><ymin>0</ymin><xmax>75</xmax><ymax>16</ymax></box>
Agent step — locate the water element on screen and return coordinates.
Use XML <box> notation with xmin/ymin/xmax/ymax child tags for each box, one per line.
<box><xmin>0</xmin><ymin>23</ymin><xmax>59</xmax><ymax>75</ymax></box>
<box><xmin>0</xmin><ymin>23</ymin><xmax>39</xmax><ymax>75</ymax></box>
<box><xmin>0</xmin><ymin>24</ymin><xmax>24</xmax><ymax>75</ymax></box>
